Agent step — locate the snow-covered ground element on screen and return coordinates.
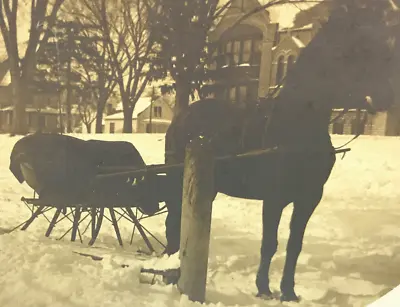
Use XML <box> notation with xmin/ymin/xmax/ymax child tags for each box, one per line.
<box><xmin>0</xmin><ymin>133</ymin><xmax>399</xmax><ymax>307</ymax></box>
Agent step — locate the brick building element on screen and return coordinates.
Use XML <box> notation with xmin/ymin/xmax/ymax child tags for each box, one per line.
<box><xmin>205</xmin><ymin>0</ymin><xmax>400</xmax><ymax>136</ymax></box>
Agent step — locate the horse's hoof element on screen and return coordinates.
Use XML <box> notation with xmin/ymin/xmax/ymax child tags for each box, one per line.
<box><xmin>256</xmin><ymin>292</ymin><xmax>274</xmax><ymax>300</ymax></box>
<box><xmin>280</xmin><ymin>292</ymin><xmax>301</xmax><ymax>302</ymax></box>
<box><xmin>162</xmin><ymin>246</ymin><xmax>179</xmax><ymax>256</ymax></box>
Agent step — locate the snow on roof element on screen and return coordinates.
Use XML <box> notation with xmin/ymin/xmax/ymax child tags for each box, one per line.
<box><xmin>115</xmin><ymin>96</ymin><xmax>152</xmax><ymax>118</ymax></box>
<box><xmin>279</xmin><ymin>23</ymin><xmax>314</xmax><ymax>33</ymax></box>
<box><xmin>291</xmin><ymin>36</ymin><xmax>305</xmax><ymax>48</ymax></box>
<box><xmin>0</xmin><ymin>105</ymin><xmax>65</xmax><ymax>114</ymax></box>
<box><xmin>106</xmin><ymin>97</ymin><xmax>152</xmax><ymax>120</ymax></box>
<box><xmin>104</xmin><ymin>112</ymin><xmax>125</xmax><ymax>120</ymax></box>
<box><xmin>141</xmin><ymin>118</ymin><xmax>171</xmax><ymax>124</ymax></box>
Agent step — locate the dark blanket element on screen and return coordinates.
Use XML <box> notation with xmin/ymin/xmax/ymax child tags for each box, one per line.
<box><xmin>9</xmin><ymin>133</ymin><xmax>160</xmax><ymax>214</ymax></box>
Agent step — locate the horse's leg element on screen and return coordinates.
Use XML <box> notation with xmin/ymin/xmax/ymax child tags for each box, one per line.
<box><xmin>256</xmin><ymin>200</ymin><xmax>285</xmax><ymax>299</ymax></box>
<box><xmin>164</xmin><ymin>185</ymin><xmax>183</xmax><ymax>255</ymax></box>
<box><xmin>280</xmin><ymin>188</ymin><xmax>323</xmax><ymax>302</ymax></box>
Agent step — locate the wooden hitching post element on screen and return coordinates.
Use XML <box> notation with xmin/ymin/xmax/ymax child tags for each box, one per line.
<box><xmin>177</xmin><ymin>136</ymin><xmax>215</xmax><ymax>303</ymax></box>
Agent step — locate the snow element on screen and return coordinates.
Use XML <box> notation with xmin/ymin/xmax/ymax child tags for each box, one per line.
<box><xmin>291</xmin><ymin>36</ymin><xmax>305</xmax><ymax>49</ymax></box>
<box><xmin>115</xmin><ymin>97</ymin><xmax>152</xmax><ymax>118</ymax></box>
<box><xmin>0</xmin><ymin>133</ymin><xmax>400</xmax><ymax>307</ymax></box>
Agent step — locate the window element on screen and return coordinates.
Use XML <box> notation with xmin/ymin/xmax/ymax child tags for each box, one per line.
<box><xmin>209</xmin><ymin>59</ymin><xmax>217</xmax><ymax>70</ymax></box>
<box><xmin>242</xmin><ymin>39</ymin><xmax>252</xmax><ymax>63</ymax></box>
<box><xmin>229</xmin><ymin>87</ymin><xmax>236</xmax><ymax>101</ymax></box>
<box><xmin>233</xmin><ymin>41</ymin><xmax>241</xmax><ymax>65</ymax></box>
<box><xmin>38</xmin><ymin>115</ymin><xmax>46</xmax><ymax>129</ymax></box>
<box><xmin>226</xmin><ymin>41</ymin><xmax>232</xmax><ymax>53</ymax></box>
<box><xmin>238</xmin><ymin>86</ymin><xmax>247</xmax><ymax>102</ymax></box>
<box><xmin>287</xmin><ymin>55</ymin><xmax>296</xmax><ymax>74</ymax></box>
<box><xmin>109</xmin><ymin>122</ymin><xmax>115</xmax><ymax>133</ymax></box>
<box><xmin>216</xmin><ymin>45</ymin><xmax>225</xmax><ymax>68</ymax></box>
<box><xmin>247</xmin><ymin>84</ymin><xmax>259</xmax><ymax>101</ymax></box>
<box><xmin>216</xmin><ymin>37</ymin><xmax>262</xmax><ymax>68</ymax></box>
<box><xmin>153</xmin><ymin>106</ymin><xmax>162</xmax><ymax>118</ymax></box>
<box><xmin>253</xmin><ymin>39</ymin><xmax>262</xmax><ymax>53</ymax></box>
<box><xmin>226</xmin><ymin>86</ymin><xmax>252</xmax><ymax>103</ymax></box>
<box><xmin>27</xmin><ymin>113</ymin><xmax>32</xmax><ymax>126</ymax></box>
<box><xmin>276</xmin><ymin>55</ymin><xmax>285</xmax><ymax>85</ymax></box>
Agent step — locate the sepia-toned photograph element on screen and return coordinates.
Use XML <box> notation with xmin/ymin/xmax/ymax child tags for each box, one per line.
<box><xmin>0</xmin><ymin>0</ymin><xmax>399</xmax><ymax>306</ymax></box>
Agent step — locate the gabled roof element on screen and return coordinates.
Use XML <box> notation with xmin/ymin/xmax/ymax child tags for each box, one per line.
<box><xmin>273</xmin><ymin>34</ymin><xmax>306</xmax><ymax>55</ymax></box>
<box><xmin>115</xmin><ymin>96</ymin><xmax>152</xmax><ymax>118</ymax></box>
<box><xmin>109</xmin><ymin>94</ymin><xmax>174</xmax><ymax>121</ymax></box>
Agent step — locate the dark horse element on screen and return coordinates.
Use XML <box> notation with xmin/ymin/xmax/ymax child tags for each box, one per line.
<box><xmin>163</xmin><ymin>1</ymin><xmax>397</xmax><ymax>302</ymax></box>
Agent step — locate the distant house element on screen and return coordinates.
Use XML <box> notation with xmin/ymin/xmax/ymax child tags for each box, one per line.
<box><xmin>136</xmin><ymin>95</ymin><xmax>174</xmax><ymax>133</ymax></box>
<box><xmin>0</xmin><ymin>105</ymin><xmax>65</xmax><ymax>133</ymax></box>
<box><xmin>0</xmin><ymin>59</ymin><xmax>84</xmax><ymax>133</ymax></box>
<box><xmin>93</xmin><ymin>95</ymin><xmax>174</xmax><ymax>134</ymax></box>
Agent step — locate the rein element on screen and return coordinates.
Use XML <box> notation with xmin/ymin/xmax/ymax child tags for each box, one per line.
<box><xmin>333</xmin><ymin>111</ymin><xmax>368</xmax><ymax>158</ymax></box>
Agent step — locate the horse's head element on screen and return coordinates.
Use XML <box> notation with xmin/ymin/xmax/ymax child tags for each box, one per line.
<box><xmin>334</xmin><ymin>0</ymin><xmax>397</xmax><ymax>112</ymax></box>
<box><xmin>279</xmin><ymin>0</ymin><xmax>396</xmax><ymax>117</ymax></box>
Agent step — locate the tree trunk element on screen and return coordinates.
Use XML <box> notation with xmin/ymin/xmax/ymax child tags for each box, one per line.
<box><xmin>95</xmin><ymin>82</ymin><xmax>107</xmax><ymax>134</ymax></box>
<box><xmin>174</xmin><ymin>77</ymin><xmax>191</xmax><ymax>119</ymax></box>
<box><xmin>95</xmin><ymin>109</ymin><xmax>104</xmax><ymax>133</ymax></box>
<box><xmin>95</xmin><ymin>90</ymin><xmax>108</xmax><ymax>133</ymax></box>
<box><xmin>123</xmin><ymin>106</ymin><xmax>133</xmax><ymax>133</ymax></box>
<box><xmin>10</xmin><ymin>74</ymin><xmax>27</xmax><ymax>135</ymax></box>
<box><xmin>65</xmin><ymin>59</ymin><xmax>73</xmax><ymax>133</ymax></box>
<box><xmin>86</xmin><ymin>122</ymin><xmax>92</xmax><ymax>133</ymax></box>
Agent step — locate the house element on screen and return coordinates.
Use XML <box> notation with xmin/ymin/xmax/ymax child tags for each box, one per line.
<box><xmin>0</xmin><ymin>59</ymin><xmax>84</xmax><ymax>133</ymax></box>
<box><xmin>96</xmin><ymin>95</ymin><xmax>174</xmax><ymax>134</ymax></box>
<box><xmin>136</xmin><ymin>95</ymin><xmax>174</xmax><ymax>133</ymax></box>
<box><xmin>0</xmin><ymin>105</ymin><xmax>65</xmax><ymax>133</ymax></box>
<box><xmin>204</xmin><ymin>0</ymin><xmax>400</xmax><ymax>136</ymax></box>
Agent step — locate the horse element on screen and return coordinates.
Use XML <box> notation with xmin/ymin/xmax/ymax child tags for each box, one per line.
<box><xmin>162</xmin><ymin>0</ymin><xmax>397</xmax><ymax>302</ymax></box>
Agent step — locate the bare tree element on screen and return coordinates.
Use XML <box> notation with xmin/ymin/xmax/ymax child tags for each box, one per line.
<box><xmin>75</xmin><ymin>0</ymin><xmax>157</xmax><ymax>133</ymax></box>
<box><xmin>76</xmin><ymin>89</ymin><xmax>96</xmax><ymax>133</ymax></box>
<box><xmin>0</xmin><ymin>0</ymin><xmax>65</xmax><ymax>134</ymax></box>
<box><xmin>62</xmin><ymin>1</ymin><xmax>118</xmax><ymax>133</ymax></box>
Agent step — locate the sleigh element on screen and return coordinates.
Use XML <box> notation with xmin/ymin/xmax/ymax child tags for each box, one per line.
<box><xmin>8</xmin><ymin>133</ymin><xmax>170</xmax><ymax>254</ymax></box>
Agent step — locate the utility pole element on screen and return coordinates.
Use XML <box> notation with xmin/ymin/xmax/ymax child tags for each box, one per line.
<box><xmin>148</xmin><ymin>85</ymin><xmax>159</xmax><ymax>133</ymax></box>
